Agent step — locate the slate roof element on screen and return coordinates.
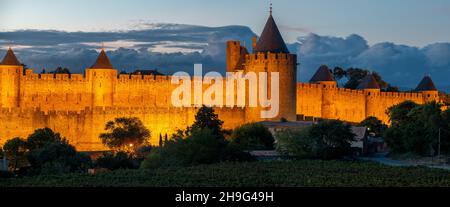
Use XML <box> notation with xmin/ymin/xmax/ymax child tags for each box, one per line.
<box><xmin>253</xmin><ymin>14</ymin><xmax>289</xmax><ymax>54</ymax></box>
<box><xmin>1</xmin><ymin>48</ymin><xmax>21</xmax><ymax>66</ymax></box>
<box><xmin>310</xmin><ymin>65</ymin><xmax>335</xmax><ymax>82</ymax></box>
<box><xmin>415</xmin><ymin>76</ymin><xmax>437</xmax><ymax>91</ymax></box>
<box><xmin>90</xmin><ymin>49</ymin><xmax>114</xmax><ymax>69</ymax></box>
<box><xmin>357</xmin><ymin>74</ymin><xmax>380</xmax><ymax>90</ymax></box>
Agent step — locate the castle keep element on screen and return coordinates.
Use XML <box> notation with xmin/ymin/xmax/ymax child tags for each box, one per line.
<box><xmin>0</xmin><ymin>11</ymin><xmax>440</xmax><ymax>151</ymax></box>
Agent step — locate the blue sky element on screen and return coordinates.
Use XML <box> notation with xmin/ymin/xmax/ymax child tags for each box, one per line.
<box><xmin>2</xmin><ymin>0</ymin><xmax>450</xmax><ymax>47</ymax></box>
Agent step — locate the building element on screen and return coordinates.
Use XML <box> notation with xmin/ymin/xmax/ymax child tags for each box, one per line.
<box><xmin>297</xmin><ymin>65</ymin><xmax>440</xmax><ymax>123</ymax></box>
<box><xmin>0</xmin><ymin>9</ymin><xmax>441</xmax><ymax>151</ymax></box>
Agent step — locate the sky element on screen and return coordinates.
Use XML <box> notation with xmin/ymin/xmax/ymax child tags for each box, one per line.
<box><xmin>1</xmin><ymin>0</ymin><xmax>450</xmax><ymax>92</ymax></box>
<box><xmin>2</xmin><ymin>0</ymin><xmax>450</xmax><ymax>47</ymax></box>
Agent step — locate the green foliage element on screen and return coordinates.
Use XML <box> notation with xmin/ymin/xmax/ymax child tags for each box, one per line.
<box><xmin>190</xmin><ymin>105</ymin><xmax>224</xmax><ymax>136</ymax></box>
<box><xmin>230</xmin><ymin>123</ymin><xmax>275</xmax><ymax>150</ymax></box>
<box><xmin>3</xmin><ymin>137</ymin><xmax>28</xmax><ymax>169</ymax></box>
<box><xmin>276</xmin><ymin>128</ymin><xmax>313</xmax><ymax>158</ymax></box>
<box><xmin>276</xmin><ymin>120</ymin><xmax>355</xmax><ymax>160</ymax></box>
<box><xmin>26</xmin><ymin>141</ymin><xmax>91</xmax><ymax>175</ymax></box>
<box><xmin>99</xmin><ymin>117</ymin><xmax>151</xmax><ymax>153</ymax></box>
<box><xmin>385</xmin><ymin>101</ymin><xmax>450</xmax><ymax>156</ymax></box>
<box><xmin>95</xmin><ymin>152</ymin><xmax>138</xmax><ymax>170</ymax></box>
<box><xmin>2</xmin><ymin>161</ymin><xmax>450</xmax><ymax>187</ymax></box>
<box><xmin>141</xmin><ymin>107</ymin><xmax>253</xmax><ymax>169</ymax></box>
<box><xmin>26</xmin><ymin>128</ymin><xmax>64</xmax><ymax>150</ymax></box>
<box><xmin>143</xmin><ymin>128</ymin><xmax>228</xmax><ymax>168</ymax></box>
<box><xmin>332</xmin><ymin>67</ymin><xmax>391</xmax><ymax>90</ymax></box>
<box><xmin>309</xmin><ymin>120</ymin><xmax>356</xmax><ymax>159</ymax></box>
<box><xmin>387</xmin><ymin>101</ymin><xmax>419</xmax><ymax>126</ymax></box>
<box><xmin>358</xmin><ymin>116</ymin><xmax>386</xmax><ymax>136</ymax></box>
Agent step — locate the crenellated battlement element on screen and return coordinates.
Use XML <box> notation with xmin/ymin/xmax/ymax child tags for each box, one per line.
<box><xmin>245</xmin><ymin>52</ymin><xmax>296</xmax><ymax>64</ymax></box>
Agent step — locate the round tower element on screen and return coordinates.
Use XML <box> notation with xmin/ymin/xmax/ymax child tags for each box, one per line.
<box><xmin>357</xmin><ymin>73</ymin><xmax>381</xmax><ymax>118</ymax></box>
<box><xmin>0</xmin><ymin>48</ymin><xmax>22</xmax><ymax>108</ymax></box>
<box><xmin>415</xmin><ymin>75</ymin><xmax>439</xmax><ymax>103</ymax></box>
<box><xmin>310</xmin><ymin>65</ymin><xmax>337</xmax><ymax>88</ymax></box>
<box><xmin>86</xmin><ymin>49</ymin><xmax>117</xmax><ymax>108</ymax></box>
<box><xmin>244</xmin><ymin>9</ymin><xmax>297</xmax><ymax>122</ymax></box>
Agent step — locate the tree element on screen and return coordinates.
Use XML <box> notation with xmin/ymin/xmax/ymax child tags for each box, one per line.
<box><xmin>99</xmin><ymin>117</ymin><xmax>151</xmax><ymax>153</ymax></box>
<box><xmin>384</xmin><ymin>101</ymin><xmax>448</xmax><ymax>156</ymax></box>
<box><xmin>386</xmin><ymin>101</ymin><xmax>419</xmax><ymax>126</ymax></box>
<box><xmin>342</xmin><ymin>68</ymin><xmax>389</xmax><ymax>90</ymax></box>
<box><xmin>190</xmin><ymin>105</ymin><xmax>224</xmax><ymax>137</ymax></box>
<box><xmin>26</xmin><ymin>140</ymin><xmax>91</xmax><ymax>175</ymax></box>
<box><xmin>3</xmin><ymin>137</ymin><xmax>28</xmax><ymax>169</ymax></box>
<box><xmin>231</xmin><ymin>123</ymin><xmax>275</xmax><ymax>150</ymax></box>
<box><xmin>159</xmin><ymin>134</ymin><xmax>163</xmax><ymax>147</ymax></box>
<box><xmin>27</xmin><ymin>128</ymin><xmax>63</xmax><ymax>150</ymax></box>
<box><xmin>309</xmin><ymin>120</ymin><xmax>356</xmax><ymax>159</ymax></box>
<box><xmin>358</xmin><ymin>116</ymin><xmax>386</xmax><ymax>137</ymax></box>
<box><xmin>333</xmin><ymin>67</ymin><xmax>346</xmax><ymax>81</ymax></box>
<box><xmin>276</xmin><ymin>128</ymin><xmax>314</xmax><ymax>158</ymax></box>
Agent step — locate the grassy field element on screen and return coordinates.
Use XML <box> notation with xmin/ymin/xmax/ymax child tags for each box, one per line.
<box><xmin>1</xmin><ymin>160</ymin><xmax>449</xmax><ymax>187</ymax></box>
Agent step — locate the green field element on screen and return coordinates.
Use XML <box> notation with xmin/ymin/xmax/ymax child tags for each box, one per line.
<box><xmin>1</xmin><ymin>160</ymin><xmax>449</xmax><ymax>187</ymax></box>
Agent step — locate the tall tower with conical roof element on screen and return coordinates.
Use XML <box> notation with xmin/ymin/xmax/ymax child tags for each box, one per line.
<box><xmin>229</xmin><ymin>5</ymin><xmax>297</xmax><ymax>122</ymax></box>
<box><xmin>85</xmin><ymin>49</ymin><xmax>117</xmax><ymax>108</ymax></box>
<box><xmin>0</xmin><ymin>48</ymin><xmax>22</xmax><ymax>108</ymax></box>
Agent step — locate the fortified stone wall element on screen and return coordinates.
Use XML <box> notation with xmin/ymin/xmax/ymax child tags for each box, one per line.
<box><xmin>0</xmin><ymin>69</ymin><xmax>249</xmax><ymax>151</ymax></box>
<box><xmin>296</xmin><ymin>82</ymin><xmax>437</xmax><ymax>124</ymax></box>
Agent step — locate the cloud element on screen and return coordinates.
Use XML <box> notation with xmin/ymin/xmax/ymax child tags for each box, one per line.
<box><xmin>1</xmin><ymin>25</ymin><xmax>450</xmax><ymax>92</ymax></box>
<box><xmin>0</xmin><ymin>24</ymin><xmax>257</xmax><ymax>75</ymax></box>
<box><xmin>293</xmin><ymin>34</ymin><xmax>450</xmax><ymax>91</ymax></box>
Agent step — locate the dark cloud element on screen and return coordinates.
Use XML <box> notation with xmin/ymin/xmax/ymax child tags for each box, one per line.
<box><xmin>0</xmin><ymin>24</ymin><xmax>256</xmax><ymax>75</ymax></box>
<box><xmin>1</xmin><ymin>25</ymin><xmax>450</xmax><ymax>92</ymax></box>
<box><xmin>293</xmin><ymin>34</ymin><xmax>450</xmax><ymax>91</ymax></box>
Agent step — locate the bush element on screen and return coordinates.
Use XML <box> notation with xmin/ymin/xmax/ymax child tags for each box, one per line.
<box><xmin>26</xmin><ymin>141</ymin><xmax>92</xmax><ymax>175</ymax></box>
<box><xmin>140</xmin><ymin>149</ymin><xmax>165</xmax><ymax>169</ymax></box>
<box><xmin>141</xmin><ymin>128</ymin><xmax>254</xmax><ymax>169</ymax></box>
<box><xmin>95</xmin><ymin>152</ymin><xmax>139</xmax><ymax>170</ymax></box>
<box><xmin>3</xmin><ymin>137</ymin><xmax>28</xmax><ymax>169</ymax></box>
<box><xmin>384</xmin><ymin>101</ymin><xmax>449</xmax><ymax>156</ymax></box>
<box><xmin>309</xmin><ymin>120</ymin><xmax>355</xmax><ymax>159</ymax></box>
<box><xmin>27</xmin><ymin>128</ymin><xmax>64</xmax><ymax>150</ymax></box>
<box><xmin>275</xmin><ymin>120</ymin><xmax>355</xmax><ymax>160</ymax></box>
<box><xmin>276</xmin><ymin>128</ymin><xmax>313</xmax><ymax>158</ymax></box>
<box><xmin>230</xmin><ymin>123</ymin><xmax>275</xmax><ymax>150</ymax></box>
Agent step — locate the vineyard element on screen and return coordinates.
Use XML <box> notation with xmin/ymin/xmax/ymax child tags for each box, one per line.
<box><xmin>1</xmin><ymin>160</ymin><xmax>449</xmax><ymax>187</ymax></box>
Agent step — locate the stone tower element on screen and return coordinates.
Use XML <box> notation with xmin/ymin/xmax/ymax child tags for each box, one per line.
<box><xmin>0</xmin><ymin>48</ymin><xmax>22</xmax><ymax>108</ymax></box>
<box><xmin>415</xmin><ymin>75</ymin><xmax>439</xmax><ymax>103</ymax></box>
<box><xmin>226</xmin><ymin>41</ymin><xmax>248</xmax><ymax>72</ymax></box>
<box><xmin>357</xmin><ymin>73</ymin><xmax>381</xmax><ymax>118</ymax></box>
<box><xmin>85</xmin><ymin>49</ymin><xmax>117</xmax><ymax>108</ymax></box>
<box><xmin>310</xmin><ymin>65</ymin><xmax>337</xmax><ymax>88</ymax></box>
<box><xmin>243</xmin><ymin>8</ymin><xmax>297</xmax><ymax>122</ymax></box>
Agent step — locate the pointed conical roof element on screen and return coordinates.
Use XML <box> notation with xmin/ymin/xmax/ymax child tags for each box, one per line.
<box><xmin>1</xmin><ymin>48</ymin><xmax>21</xmax><ymax>66</ymax></box>
<box><xmin>253</xmin><ymin>14</ymin><xmax>289</xmax><ymax>54</ymax></box>
<box><xmin>310</xmin><ymin>65</ymin><xmax>335</xmax><ymax>82</ymax></box>
<box><xmin>357</xmin><ymin>74</ymin><xmax>380</xmax><ymax>90</ymax></box>
<box><xmin>90</xmin><ymin>49</ymin><xmax>113</xmax><ymax>69</ymax></box>
<box><xmin>415</xmin><ymin>75</ymin><xmax>437</xmax><ymax>91</ymax></box>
